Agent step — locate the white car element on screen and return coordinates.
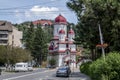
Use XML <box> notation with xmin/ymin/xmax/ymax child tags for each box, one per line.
<box><xmin>14</xmin><ymin>62</ymin><xmax>28</xmax><ymax>72</ymax></box>
<box><xmin>14</xmin><ymin>62</ymin><xmax>33</xmax><ymax>72</ymax></box>
<box><xmin>28</xmin><ymin>66</ymin><xmax>33</xmax><ymax>71</ymax></box>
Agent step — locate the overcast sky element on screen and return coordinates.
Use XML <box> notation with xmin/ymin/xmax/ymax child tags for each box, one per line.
<box><xmin>0</xmin><ymin>0</ymin><xmax>78</xmax><ymax>24</ymax></box>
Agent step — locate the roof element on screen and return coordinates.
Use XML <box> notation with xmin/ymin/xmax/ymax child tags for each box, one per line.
<box><xmin>68</xmin><ymin>29</ymin><xmax>74</xmax><ymax>34</ymax></box>
<box><xmin>59</xmin><ymin>29</ymin><xmax>65</xmax><ymax>34</ymax></box>
<box><xmin>55</xmin><ymin>14</ymin><xmax>67</xmax><ymax>24</ymax></box>
<box><xmin>0</xmin><ymin>21</ymin><xmax>13</xmax><ymax>31</ymax></box>
<box><xmin>33</xmin><ymin>20</ymin><xmax>53</xmax><ymax>26</ymax></box>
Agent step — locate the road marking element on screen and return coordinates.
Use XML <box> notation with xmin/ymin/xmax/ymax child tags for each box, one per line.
<box><xmin>3</xmin><ymin>69</ymin><xmax>55</xmax><ymax>80</ymax></box>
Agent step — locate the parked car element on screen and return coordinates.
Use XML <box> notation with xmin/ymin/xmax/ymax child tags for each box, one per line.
<box><xmin>14</xmin><ymin>62</ymin><xmax>28</xmax><ymax>72</ymax></box>
<box><xmin>14</xmin><ymin>62</ymin><xmax>33</xmax><ymax>72</ymax></box>
<box><xmin>28</xmin><ymin>65</ymin><xmax>33</xmax><ymax>71</ymax></box>
<box><xmin>56</xmin><ymin>66</ymin><xmax>71</xmax><ymax>77</ymax></box>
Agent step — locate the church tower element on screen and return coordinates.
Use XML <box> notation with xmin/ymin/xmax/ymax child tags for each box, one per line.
<box><xmin>48</xmin><ymin>14</ymin><xmax>76</xmax><ymax>67</ymax></box>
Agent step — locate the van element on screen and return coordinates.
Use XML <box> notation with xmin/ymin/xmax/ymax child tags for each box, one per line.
<box><xmin>14</xmin><ymin>62</ymin><xmax>30</xmax><ymax>72</ymax></box>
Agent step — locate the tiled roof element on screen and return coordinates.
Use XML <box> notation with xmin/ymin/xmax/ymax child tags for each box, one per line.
<box><xmin>55</xmin><ymin>14</ymin><xmax>67</xmax><ymax>25</ymax></box>
<box><xmin>33</xmin><ymin>20</ymin><xmax>53</xmax><ymax>26</ymax></box>
<box><xmin>0</xmin><ymin>21</ymin><xmax>13</xmax><ymax>31</ymax></box>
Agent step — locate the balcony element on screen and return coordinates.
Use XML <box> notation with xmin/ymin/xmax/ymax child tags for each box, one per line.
<box><xmin>0</xmin><ymin>37</ymin><xmax>8</xmax><ymax>40</ymax></box>
<box><xmin>0</xmin><ymin>40</ymin><xmax>8</xmax><ymax>45</ymax></box>
<box><xmin>0</xmin><ymin>34</ymin><xmax>8</xmax><ymax>40</ymax></box>
<box><xmin>0</xmin><ymin>31</ymin><xmax>8</xmax><ymax>34</ymax></box>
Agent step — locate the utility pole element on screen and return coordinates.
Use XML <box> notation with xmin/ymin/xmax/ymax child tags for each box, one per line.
<box><xmin>98</xmin><ymin>23</ymin><xmax>105</xmax><ymax>60</ymax></box>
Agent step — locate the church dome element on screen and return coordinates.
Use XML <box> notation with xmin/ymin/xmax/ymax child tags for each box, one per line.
<box><xmin>69</xmin><ymin>29</ymin><xmax>74</xmax><ymax>34</ymax></box>
<box><xmin>55</xmin><ymin>14</ymin><xmax>67</xmax><ymax>24</ymax></box>
<box><xmin>59</xmin><ymin>29</ymin><xmax>65</xmax><ymax>34</ymax></box>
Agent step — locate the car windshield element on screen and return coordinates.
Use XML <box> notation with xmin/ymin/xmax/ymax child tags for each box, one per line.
<box><xmin>16</xmin><ymin>65</ymin><xmax>23</xmax><ymax>67</ymax></box>
<box><xmin>58</xmin><ymin>67</ymin><xmax>67</xmax><ymax>70</ymax></box>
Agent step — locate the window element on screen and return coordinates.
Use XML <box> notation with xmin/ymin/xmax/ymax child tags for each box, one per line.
<box><xmin>0</xmin><ymin>40</ymin><xmax>7</xmax><ymax>43</ymax></box>
<box><xmin>16</xmin><ymin>65</ymin><xmax>23</xmax><ymax>67</ymax></box>
<box><xmin>0</xmin><ymin>34</ymin><xmax>8</xmax><ymax>38</ymax></box>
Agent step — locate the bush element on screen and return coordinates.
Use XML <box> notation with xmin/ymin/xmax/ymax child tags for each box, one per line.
<box><xmin>80</xmin><ymin>61</ymin><xmax>92</xmax><ymax>75</ymax></box>
<box><xmin>41</xmin><ymin>61</ymin><xmax>47</xmax><ymax>68</ymax></box>
<box><xmin>49</xmin><ymin>58</ymin><xmax>56</xmax><ymax>67</ymax></box>
<box><xmin>80</xmin><ymin>52</ymin><xmax>120</xmax><ymax>80</ymax></box>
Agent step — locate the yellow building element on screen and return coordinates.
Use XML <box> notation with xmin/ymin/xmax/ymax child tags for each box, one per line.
<box><xmin>0</xmin><ymin>21</ymin><xmax>22</xmax><ymax>47</ymax></box>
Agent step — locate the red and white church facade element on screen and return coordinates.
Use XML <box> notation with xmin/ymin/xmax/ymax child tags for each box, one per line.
<box><xmin>48</xmin><ymin>14</ymin><xmax>76</xmax><ymax>67</ymax></box>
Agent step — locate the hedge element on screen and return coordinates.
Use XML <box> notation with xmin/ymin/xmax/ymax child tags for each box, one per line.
<box><xmin>80</xmin><ymin>52</ymin><xmax>120</xmax><ymax>80</ymax></box>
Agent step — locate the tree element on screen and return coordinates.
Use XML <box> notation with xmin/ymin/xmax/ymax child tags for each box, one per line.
<box><xmin>0</xmin><ymin>45</ymin><xmax>32</xmax><ymax>65</ymax></box>
<box><xmin>44</xmin><ymin>25</ymin><xmax>53</xmax><ymax>41</ymax></box>
<box><xmin>25</xmin><ymin>22</ymin><xmax>35</xmax><ymax>51</ymax></box>
<box><xmin>0</xmin><ymin>45</ymin><xmax>9</xmax><ymax>64</ymax></box>
<box><xmin>10</xmin><ymin>47</ymin><xmax>32</xmax><ymax>64</ymax></box>
<box><xmin>33</xmin><ymin>25</ymin><xmax>48</xmax><ymax>65</ymax></box>
<box><xmin>67</xmin><ymin>0</ymin><xmax>120</xmax><ymax>59</ymax></box>
<box><xmin>15</xmin><ymin>22</ymin><xmax>51</xmax><ymax>66</ymax></box>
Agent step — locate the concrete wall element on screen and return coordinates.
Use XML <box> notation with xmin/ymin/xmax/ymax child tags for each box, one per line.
<box><xmin>8</xmin><ymin>26</ymin><xmax>22</xmax><ymax>47</ymax></box>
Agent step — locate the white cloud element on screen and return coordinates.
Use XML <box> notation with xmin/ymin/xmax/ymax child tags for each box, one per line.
<box><xmin>30</xmin><ymin>5</ymin><xmax>59</xmax><ymax>12</ymax></box>
<box><xmin>14</xmin><ymin>6</ymin><xmax>70</xmax><ymax>23</ymax></box>
<box><xmin>24</xmin><ymin>5</ymin><xmax>60</xmax><ymax>20</ymax></box>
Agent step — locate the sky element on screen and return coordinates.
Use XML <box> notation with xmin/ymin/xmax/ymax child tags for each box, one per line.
<box><xmin>0</xmin><ymin>0</ymin><xmax>78</xmax><ymax>24</ymax></box>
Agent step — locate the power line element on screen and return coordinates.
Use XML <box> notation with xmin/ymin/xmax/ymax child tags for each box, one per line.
<box><xmin>0</xmin><ymin>1</ymin><xmax>58</xmax><ymax>10</ymax></box>
<box><xmin>0</xmin><ymin>9</ymin><xmax>71</xmax><ymax>12</ymax></box>
<box><xmin>0</xmin><ymin>12</ymin><xmax>73</xmax><ymax>15</ymax></box>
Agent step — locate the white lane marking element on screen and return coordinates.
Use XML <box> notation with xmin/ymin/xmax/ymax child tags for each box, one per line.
<box><xmin>3</xmin><ymin>69</ymin><xmax>55</xmax><ymax>80</ymax></box>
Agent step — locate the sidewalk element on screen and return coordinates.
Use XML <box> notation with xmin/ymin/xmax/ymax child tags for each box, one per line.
<box><xmin>70</xmin><ymin>67</ymin><xmax>91</xmax><ymax>80</ymax></box>
<box><xmin>1</xmin><ymin>71</ymin><xmax>16</xmax><ymax>75</ymax></box>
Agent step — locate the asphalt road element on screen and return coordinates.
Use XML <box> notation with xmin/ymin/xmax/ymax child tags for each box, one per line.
<box><xmin>0</xmin><ymin>68</ymin><xmax>91</xmax><ymax>80</ymax></box>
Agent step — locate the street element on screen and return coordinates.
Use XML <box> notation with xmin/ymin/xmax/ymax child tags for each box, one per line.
<box><xmin>0</xmin><ymin>68</ymin><xmax>90</xmax><ymax>80</ymax></box>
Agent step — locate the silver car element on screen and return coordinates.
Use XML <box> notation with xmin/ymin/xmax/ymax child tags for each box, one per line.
<box><xmin>56</xmin><ymin>66</ymin><xmax>71</xmax><ymax>77</ymax></box>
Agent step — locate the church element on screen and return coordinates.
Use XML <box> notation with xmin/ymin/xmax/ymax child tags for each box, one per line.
<box><xmin>48</xmin><ymin>14</ymin><xmax>76</xmax><ymax>67</ymax></box>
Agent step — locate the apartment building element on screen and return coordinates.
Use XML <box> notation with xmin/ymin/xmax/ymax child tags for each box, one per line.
<box><xmin>0</xmin><ymin>21</ymin><xmax>22</xmax><ymax>47</ymax></box>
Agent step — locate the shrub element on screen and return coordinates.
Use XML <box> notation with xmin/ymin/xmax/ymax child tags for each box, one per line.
<box><xmin>41</xmin><ymin>61</ymin><xmax>47</xmax><ymax>67</ymax></box>
<box><xmin>80</xmin><ymin>61</ymin><xmax>92</xmax><ymax>75</ymax></box>
<box><xmin>49</xmin><ymin>58</ymin><xmax>56</xmax><ymax>67</ymax></box>
<box><xmin>80</xmin><ymin>52</ymin><xmax>120</xmax><ymax>80</ymax></box>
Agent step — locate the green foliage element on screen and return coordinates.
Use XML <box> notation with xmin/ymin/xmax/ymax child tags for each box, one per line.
<box><xmin>67</xmin><ymin>0</ymin><xmax>120</xmax><ymax>57</ymax></box>
<box><xmin>80</xmin><ymin>61</ymin><xmax>91</xmax><ymax>75</ymax></box>
<box><xmin>33</xmin><ymin>26</ymin><xmax>48</xmax><ymax>64</ymax></box>
<box><xmin>0</xmin><ymin>45</ymin><xmax>32</xmax><ymax>64</ymax></box>
<box><xmin>49</xmin><ymin>58</ymin><xmax>56</xmax><ymax>66</ymax></box>
<box><xmin>25</xmin><ymin>22</ymin><xmax>35</xmax><ymax>51</ymax></box>
<box><xmin>80</xmin><ymin>52</ymin><xmax>120</xmax><ymax>80</ymax></box>
<box><xmin>0</xmin><ymin>45</ymin><xmax>8</xmax><ymax>63</ymax></box>
<box><xmin>44</xmin><ymin>25</ymin><xmax>53</xmax><ymax>41</ymax></box>
<box><xmin>14</xmin><ymin>22</ymin><xmax>52</xmax><ymax>65</ymax></box>
<box><xmin>11</xmin><ymin>47</ymin><xmax>33</xmax><ymax>64</ymax></box>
